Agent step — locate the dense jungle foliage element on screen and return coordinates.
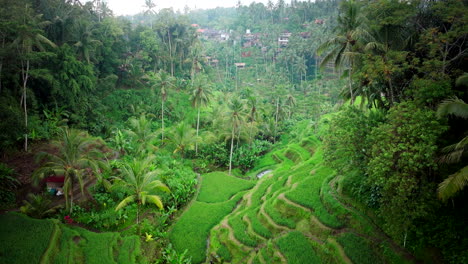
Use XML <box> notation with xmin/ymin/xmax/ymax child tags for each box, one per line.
<box><xmin>0</xmin><ymin>0</ymin><xmax>467</xmax><ymax>263</ymax></box>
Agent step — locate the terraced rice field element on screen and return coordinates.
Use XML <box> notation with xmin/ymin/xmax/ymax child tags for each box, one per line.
<box><xmin>0</xmin><ymin>213</ymin><xmax>142</xmax><ymax>264</ymax></box>
<box><xmin>171</xmin><ymin>137</ymin><xmax>413</xmax><ymax>263</ymax></box>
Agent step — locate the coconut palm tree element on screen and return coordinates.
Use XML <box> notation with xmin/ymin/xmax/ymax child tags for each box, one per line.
<box><xmin>125</xmin><ymin>114</ymin><xmax>157</xmax><ymax>155</ymax></box>
<box><xmin>227</xmin><ymin>98</ymin><xmax>247</xmax><ymax>175</ymax></box>
<box><xmin>143</xmin><ymin>0</ymin><xmax>156</xmax><ymax>29</ymax></box>
<box><xmin>191</xmin><ymin>76</ymin><xmax>212</xmax><ymax>155</ymax></box>
<box><xmin>169</xmin><ymin>122</ymin><xmax>197</xmax><ymax>157</ymax></box>
<box><xmin>285</xmin><ymin>93</ymin><xmax>297</xmax><ymax>119</ymax></box>
<box><xmin>74</xmin><ymin>21</ymin><xmax>101</xmax><ymax>64</ymax></box>
<box><xmin>113</xmin><ymin>157</ymin><xmax>170</xmax><ymax>225</ymax></box>
<box><xmin>317</xmin><ymin>0</ymin><xmax>368</xmax><ymax>105</ymax></box>
<box><xmin>151</xmin><ymin>70</ymin><xmax>175</xmax><ymax>142</ymax></box>
<box><xmin>33</xmin><ymin>128</ymin><xmax>100</xmax><ymax>213</ymax></box>
<box><xmin>437</xmin><ymin>96</ymin><xmax>468</xmax><ymax>201</ymax></box>
<box><xmin>247</xmin><ymin>96</ymin><xmax>260</xmax><ymax>143</ymax></box>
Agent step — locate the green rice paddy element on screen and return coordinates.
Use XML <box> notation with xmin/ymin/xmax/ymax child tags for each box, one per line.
<box><xmin>169</xmin><ymin>136</ymin><xmax>413</xmax><ymax>263</ymax></box>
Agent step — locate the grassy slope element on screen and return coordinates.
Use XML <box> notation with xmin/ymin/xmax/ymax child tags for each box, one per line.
<box><xmin>171</xmin><ymin>133</ymin><xmax>413</xmax><ymax>263</ymax></box>
<box><xmin>0</xmin><ymin>212</ymin><xmax>141</xmax><ymax>264</ymax></box>
<box><xmin>169</xmin><ymin>172</ymin><xmax>255</xmax><ymax>263</ymax></box>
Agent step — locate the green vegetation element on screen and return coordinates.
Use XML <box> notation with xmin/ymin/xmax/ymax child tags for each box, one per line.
<box><xmin>0</xmin><ymin>0</ymin><xmax>466</xmax><ymax>263</ymax></box>
<box><xmin>170</xmin><ymin>170</ymin><xmax>254</xmax><ymax>263</ymax></box>
<box><xmin>0</xmin><ymin>213</ymin><xmax>55</xmax><ymax>263</ymax></box>
<box><xmin>276</xmin><ymin>231</ymin><xmax>320</xmax><ymax>264</ymax></box>
<box><xmin>0</xmin><ymin>212</ymin><xmax>142</xmax><ymax>264</ymax></box>
<box><xmin>336</xmin><ymin>232</ymin><xmax>382</xmax><ymax>264</ymax></box>
<box><xmin>197</xmin><ymin>172</ymin><xmax>254</xmax><ymax>203</ymax></box>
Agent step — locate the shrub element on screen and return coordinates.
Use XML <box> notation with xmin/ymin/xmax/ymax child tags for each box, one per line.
<box><xmin>0</xmin><ymin>163</ymin><xmax>19</xmax><ymax>209</ymax></box>
<box><xmin>160</xmin><ymin>166</ymin><xmax>198</xmax><ymax>208</ymax></box>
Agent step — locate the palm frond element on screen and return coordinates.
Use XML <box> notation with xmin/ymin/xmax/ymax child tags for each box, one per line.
<box><xmin>115</xmin><ymin>195</ymin><xmax>135</xmax><ymax>211</ymax></box>
<box><xmin>147</xmin><ymin>180</ymin><xmax>170</xmax><ymax>193</ymax></box>
<box><xmin>145</xmin><ymin>195</ymin><xmax>163</xmax><ymax>210</ymax></box>
<box><xmin>455</xmin><ymin>73</ymin><xmax>468</xmax><ymax>87</ymax></box>
<box><xmin>437</xmin><ymin>97</ymin><xmax>468</xmax><ymax>119</ymax></box>
<box><xmin>438</xmin><ymin>166</ymin><xmax>468</xmax><ymax>201</ymax></box>
<box><xmin>439</xmin><ymin>136</ymin><xmax>468</xmax><ymax>163</ymax></box>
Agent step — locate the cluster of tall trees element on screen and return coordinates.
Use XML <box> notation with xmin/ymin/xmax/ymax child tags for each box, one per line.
<box><xmin>321</xmin><ymin>0</ymin><xmax>468</xmax><ymax>262</ymax></box>
<box><xmin>0</xmin><ymin>0</ymin><xmax>201</xmax><ymax>151</ymax></box>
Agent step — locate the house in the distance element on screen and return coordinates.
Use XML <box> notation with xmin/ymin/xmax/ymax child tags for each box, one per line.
<box><xmin>278</xmin><ymin>32</ymin><xmax>292</xmax><ymax>47</ymax></box>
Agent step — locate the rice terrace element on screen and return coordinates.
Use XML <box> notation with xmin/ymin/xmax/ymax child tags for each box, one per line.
<box><xmin>0</xmin><ymin>0</ymin><xmax>467</xmax><ymax>263</ymax></box>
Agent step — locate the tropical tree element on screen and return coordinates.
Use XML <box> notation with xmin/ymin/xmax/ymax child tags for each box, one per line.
<box><xmin>151</xmin><ymin>70</ymin><xmax>175</xmax><ymax>142</ymax></box>
<box><xmin>143</xmin><ymin>0</ymin><xmax>156</xmax><ymax>29</ymax></box>
<box><xmin>33</xmin><ymin>128</ymin><xmax>101</xmax><ymax>213</ymax></box>
<box><xmin>113</xmin><ymin>156</ymin><xmax>170</xmax><ymax>225</ymax></box>
<box><xmin>247</xmin><ymin>96</ymin><xmax>259</xmax><ymax>143</ymax></box>
<box><xmin>285</xmin><ymin>93</ymin><xmax>297</xmax><ymax>119</ymax></box>
<box><xmin>169</xmin><ymin>122</ymin><xmax>197</xmax><ymax>157</ymax></box>
<box><xmin>437</xmin><ymin>96</ymin><xmax>468</xmax><ymax>201</ymax></box>
<box><xmin>74</xmin><ymin>21</ymin><xmax>101</xmax><ymax>64</ymax></box>
<box><xmin>190</xmin><ymin>75</ymin><xmax>212</xmax><ymax>155</ymax></box>
<box><xmin>13</xmin><ymin>3</ymin><xmax>56</xmax><ymax>151</ymax></box>
<box><xmin>125</xmin><ymin>114</ymin><xmax>157</xmax><ymax>155</ymax></box>
<box><xmin>317</xmin><ymin>0</ymin><xmax>368</xmax><ymax>105</ymax></box>
<box><xmin>20</xmin><ymin>193</ymin><xmax>58</xmax><ymax>219</ymax></box>
<box><xmin>226</xmin><ymin>98</ymin><xmax>247</xmax><ymax>175</ymax></box>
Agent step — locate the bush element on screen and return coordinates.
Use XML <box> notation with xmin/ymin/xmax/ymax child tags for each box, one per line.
<box><xmin>233</xmin><ymin>140</ymin><xmax>273</xmax><ymax>173</ymax></box>
<box><xmin>0</xmin><ymin>95</ymin><xmax>25</xmax><ymax>151</ymax></box>
<box><xmin>160</xmin><ymin>166</ymin><xmax>198</xmax><ymax>208</ymax></box>
<box><xmin>0</xmin><ymin>163</ymin><xmax>19</xmax><ymax>209</ymax></box>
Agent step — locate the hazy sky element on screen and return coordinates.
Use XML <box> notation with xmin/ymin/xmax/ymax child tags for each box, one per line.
<box><xmin>98</xmin><ymin>0</ymin><xmax>291</xmax><ymax>16</ymax></box>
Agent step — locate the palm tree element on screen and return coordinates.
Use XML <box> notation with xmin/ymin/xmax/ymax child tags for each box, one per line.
<box><xmin>74</xmin><ymin>21</ymin><xmax>101</xmax><ymax>64</ymax></box>
<box><xmin>247</xmin><ymin>96</ymin><xmax>259</xmax><ymax>143</ymax></box>
<box><xmin>13</xmin><ymin>4</ymin><xmax>56</xmax><ymax>151</ymax></box>
<box><xmin>227</xmin><ymin>98</ymin><xmax>247</xmax><ymax>175</ymax></box>
<box><xmin>169</xmin><ymin>122</ymin><xmax>197</xmax><ymax>157</ymax></box>
<box><xmin>33</xmin><ymin>128</ymin><xmax>100</xmax><ymax>213</ymax></box>
<box><xmin>285</xmin><ymin>93</ymin><xmax>297</xmax><ymax>119</ymax></box>
<box><xmin>191</xmin><ymin>76</ymin><xmax>212</xmax><ymax>155</ymax></box>
<box><xmin>125</xmin><ymin>114</ymin><xmax>157</xmax><ymax>155</ymax></box>
<box><xmin>143</xmin><ymin>0</ymin><xmax>156</xmax><ymax>29</ymax></box>
<box><xmin>317</xmin><ymin>0</ymin><xmax>368</xmax><ymax>105</ymax></box>
<box><xmin>437</xmin><ymin>96</ymin><xmax>468</xmax><ymax>201</ymax></box>
<box><xmin>114</xmin><ymin>157</ymin><xmax>170</xmax><ymax>225</ymax></box>
<box><xmin>151</xmin><ymin>70</ymin><xmax>175</xmax><ymax>142</ymax></box>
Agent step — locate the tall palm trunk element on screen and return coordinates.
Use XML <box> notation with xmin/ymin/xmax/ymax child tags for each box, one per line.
<box><xmin>168</xmin><ymin>30</ymin><xmax>174</xmax><ymax>76</ymax></box>
<box><xmin>229</xmin><ymin>125</ymin><xmax>235</xmax><ymax>175</ymax></box>
<box><xmin>21</xmin><ymin>59</ymin><xmax>30</xmax><ymax>151</ymax></box>
<box><xmin>348</xmin><ymin>64</ymin><xmax>354</xmax><ymax>105</ymax></box>
<box><xmin>0</xmin><ymin>35</ymin><xmax>4</xmax><ymax>93</ymax></box>
<box><xmin>136</xmin><ymin>202</ymin><xmax>140</xmax><ymax>225</ymax></box>
<box><xmin>195</xmin><ymin>107</ymin><xmax>200</xmax><ymax>154</ymax></box>
<box><xmin>274</xmin><ymin>98</ymin><xmax>279</xmax><ymax>144</ymax></box>
<box><xmin>161</xmin><ymin>99</ymin><xmax>165</xmax><ymax>142</ymax></box>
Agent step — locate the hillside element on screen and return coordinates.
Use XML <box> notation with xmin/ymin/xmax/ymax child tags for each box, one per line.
<box><xmin>170</xmin><ymin>134</ymin><xmax>413</xmax><ymax>263</ymax></box>
<box><xmin>0</xmin><ymin>213</ymin><xmax>142</xmax><ymax>263</ymax></box>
